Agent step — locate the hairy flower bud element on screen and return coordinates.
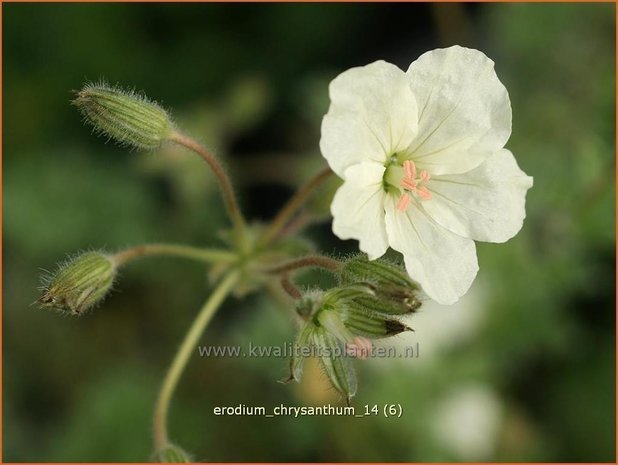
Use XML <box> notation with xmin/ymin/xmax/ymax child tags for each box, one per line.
<box><xmin>39</xmin><ymin>251</ymin><xmax>116</xmax><ymax>315</ymax></box>
<box><xmin>340</xmin><ymin>255</ymin><xmax>421</xmax><ymax>313</ymax></box>
<box><xmin>341</xmin><ymin>255</ymin><xmax>417</xmax><ymax>289</ymax></box>
<box><xmin>286</xmin><ymin>319</ymin><xmax>316</xmax><ymax>383</ymax></box>
<box><xmin>317</xmin><ymin>285</ymin><xmax>411</xmax><ymax>343</ymax></box>
<box><xmin>341</xmin><ymin>301</ymin><xmax>412</xmax><ymax>339</ymax></box>
<box><xmin>73</xmin><ymin>82</ymin><xmax>173</xmax><ymax>150</ymax></box>
<box><xmin>152</xmin><ymin>443</ymin><xmax>192</xmax><ymax>463</ymax></box>
<box><xmin>312</xmin><ymin>326</ymin><xmax>357</xmax><ymax>405</ymax></box>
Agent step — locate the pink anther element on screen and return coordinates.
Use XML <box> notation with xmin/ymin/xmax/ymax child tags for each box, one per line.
<box><xmin>403</xmin><ymin>160</ymin><xmax>416</xmax><ymax>180</ymax></box>
<box><xmin>400</xmin><ymin>177</ymin><xmax>417</xmax><ymax>191</ymax></box>
<box><xmin>417</xmin><ymin>186</ymin><xmax>432</xmax><ymax>201</ymax></box>
<box><xmin>396</xmin><ymin>193</ymin><xmax>412</xmax><ymax>212</ymax></box>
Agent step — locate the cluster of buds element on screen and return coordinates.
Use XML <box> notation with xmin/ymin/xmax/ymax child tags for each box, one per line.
<box><xmin>285</xmin><ymin>256</ymin><xmax>421</xmax><ymax>404</ymax></box>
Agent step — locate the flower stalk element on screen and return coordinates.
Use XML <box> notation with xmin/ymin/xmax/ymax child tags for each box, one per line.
<box><xmin>153</xmin><ymin>271</ymin><xmax>239</xmax><ymax>451</ymax></box>
<box><xmin>261</xmin><ymin>255</ymin><xmax>342</xmax><ymax>275</ymax></box>
<box><xmin>279</xmin><ymin>273</ymin><xmax>302</xmax><ymax>300</ymax></box>
<box><xmin>112</xmin><ymin>244</ymin><xmax>236</xmax><ymax>267</ymax></box>
<box><xmin>259</xmin><ymin>167</ymin><xmax>333</xmax><ymax>245</ymax></box>
<box><xmin>170</xmin><ymin>131</ymin><xmax>247</xmax><ymax>240</ymax></box>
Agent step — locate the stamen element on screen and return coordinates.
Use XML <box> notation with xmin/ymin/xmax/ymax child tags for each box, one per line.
<box><xmin>396</xmin><ymin>193</ymin><xmax>412</xmax><ymax>212</ymax></box>
<box><xmin>403</xmin><ymin>160</ymin><xmax>416</xmax><ymax>180</ymax></box>
<box><xmin>400</xmin><ymin>177</ymin><xmax>417</xmax><ymax>191</ymax></box>
<box><xmin>417</xmin><ymin>186</ymin><xmax>432</xmax><ymax>200</ymax></box>
<box><xmin>420</xmin><ymin>170</ymin><xmax>430</xmax><ymax>182</ymax></box>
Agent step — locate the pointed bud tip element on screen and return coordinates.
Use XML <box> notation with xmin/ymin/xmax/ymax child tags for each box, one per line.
<box><xmin>385</xmin><ymin>319</ymin><xmax>413</xmax><ymax>335</ymax></box>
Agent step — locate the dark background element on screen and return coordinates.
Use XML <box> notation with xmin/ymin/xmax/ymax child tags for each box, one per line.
<box><xmin>3</xmin><ymin>3</ymin><xmax>616</xmax><ymax>462</ymax></box>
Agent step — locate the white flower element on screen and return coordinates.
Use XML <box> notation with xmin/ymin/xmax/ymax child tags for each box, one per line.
<box><xmin>320</xmin><ymin>46</ymin><xmax>533</xmax><ymax>305</ymax></box>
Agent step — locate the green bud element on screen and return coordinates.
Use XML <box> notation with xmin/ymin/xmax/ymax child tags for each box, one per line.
<box><xmin>339</xmin><ymin>256</ymin><xmax>421</xmax><ymax>314</ymax></box>
<box><xmin>325</xmin><ymin>282</ymin><xmax>416</xmax><ymax>316</ymax></box>
<box><xmin>39</xmin><ymin>251</ymin><xmax>116</xmax><ymax>316</ymax></box>
<box><xmin>324</xmin><ymin>283</ymin><xmax>374</xmax><ymax>303</ymax></box>
<box><xmin>341</xmin><ymin>256</ymin><xmax>415</xmax><ymax>288</ymax></box>
<box><xmin>152</xmin><ymin>443</ymin><xmax>192</xmax><ymax>463</ymax></box>
<box><xmin>341</xmin><ymin>301</ymin><xmax>412</xmax><ymax>339</ymax></box>
<box><xmin>374</xmin><ymin>285</ymin><xmax>422</xmax><ymax>313</ymax></box>
<box><xmin>354</xmin><ymin>293</ymin><xmax>419</xmax><ymax>315</ymax></box>
<box><xmin>284</xmin><ymin>320</ymin><xmax>317</xmax><ymax>383</ymax></box>
<box><xmin>73</xmin><ymin>82</ymin><xmax>173</xmax><ymax>150</ymax></box>
<box><xmin>313</xmin><ymin>326</ymin><xmax>357</xmax><ymax>405</ymax></box>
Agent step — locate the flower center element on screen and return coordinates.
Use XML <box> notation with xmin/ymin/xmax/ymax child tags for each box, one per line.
<box><xmin>384</xmin><ymin>159</ymin><xmax>432</xmax><ymax>212</ymax></box>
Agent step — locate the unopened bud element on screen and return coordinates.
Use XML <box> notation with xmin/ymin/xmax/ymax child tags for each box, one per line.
<box><xmin>326</xmin><ymin>282</ymin><xmax>417</xmax><ymax>316</ymax></box>
<box><xmin>73</xmin><ymin>82</ymin><xmax>173</xmax><ymax>150</ymax></box>
<box><xmin>285</xmin><ymin>320</ymin><xmax>317</xmax><ymax>383</ymax></box>
<box><xmin>39</xmin><ymin>251</ymin><xmax>116</xmax><ymax>316</ymax></box>
<box><xmin>340</xmin><ymin>256</ymin><xmax>421</xmax><ymax>314</ymax></box>
<box><xmin>324</xmin><ymin>283</ymin><xmax>374</xmax><ymax>302</ymax></box>
<box><xmin>312</xmin><ymin>326</ymin><xmax>357</xmax><ymax>405</ymax></box>
<box><xmin>341</xmin><ymin>301</ymin><xmax>412</xmax><ymax>339</ymax></box>
<box><xmin>354</xmin><ymin>292</ymin><xmax>420</xmax><ymax>315</ymax></box>
<box><xmin>341</xmin><ymin>255</ymin><xmax>417</xmax><ymax>289</ymax></box>
<box><xmin>152</xmin><ymin>443</ymin><xmax>192</xmax><ymax>463</ymax></box>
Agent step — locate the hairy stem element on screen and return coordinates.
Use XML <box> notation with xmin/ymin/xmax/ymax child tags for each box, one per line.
<box><xmin>261</xmin><ymin>255</ymin><xmax>342</xmax><ymax>275</ymax></box>
<box><xmin>170</xmin><ymin>131</ymin><xmax>247</xmax><ymax>236</ymax></box>
<box><xmin>278</xmin><ymin>210</ymin><xmax>317</xmax><ymax>238</ymax></box>
<box><xmin>153</xmin><ymin>272</ymin><xmax>239</xmax><ymax>451</ymax></box>
<box><xmin>111</xmin><ymin>244</ymin><xmax>235</xmax><ymax>267</ymax></box>
<box><xmin>260</xmin><ymin>167</ymin><xmax>333</xmax><ymax>245</ymax></box>
<box><xmin>280</xmin><ymin>273</ymin><xmax>302</xmax><ymax>299</ymax></box>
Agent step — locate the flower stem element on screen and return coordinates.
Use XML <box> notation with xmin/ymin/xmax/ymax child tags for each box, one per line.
<box><xmin>170</xmin><ymin>131</ymin><xmax>247</xmax><ymax>237</ymax></box>
<box><xmin>153</xmin><ymin>271</ymin><xmax>239</xmax><ymax>451</ymax></box>
<box><xmin>111</xmin><ymin>244</ymin><xmax>236</xmax><ymax>267</ymax></box>
<box><xmin>260</xmin><ymin>167</ymin><xmax>333</xmax><ymax>245</ymax></box>
<box><xmin>261</xmin><ymin>255</ymin><xmax>342</xmax><ymax>275</ymax></box>
<box><xmin>278</xmin><ymin>210</ymin><xmax>316</xmax><ymax>238</ymax></box>
<box><xmin>280</xmin><ymin>273</ymin><xmax>302</xmax><ymax>299</ymax></box>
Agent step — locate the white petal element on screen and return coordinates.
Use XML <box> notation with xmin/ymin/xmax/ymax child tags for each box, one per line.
<box><xmin>421</xmin><ymin>149</ymin><xmax>533</xmax><ymax>243</ymax></box>
<box><xmin>385</xmin><ymin>196</ymin><xmax>478</xmax><ymax>305</ymax></box>
<box><xmin>331</xmin><ymin>162</ymin><xmax>388</xmax><ymax>260</ymax></box>
<box><xmin>320</xmin><ymin>61</ymin><xmax>419</xmax><ymax>177</ymax></box>
<box><xmin>406</xmin><ymin>46</ymin><xmax>511</xmax><ymax>175</ymax></box>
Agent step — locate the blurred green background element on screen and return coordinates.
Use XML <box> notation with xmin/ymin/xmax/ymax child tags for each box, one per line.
<box><xmin>3</xmin><ymin>3</ymin><xmax>615</xmax><ymax>462</ymax></box>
